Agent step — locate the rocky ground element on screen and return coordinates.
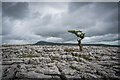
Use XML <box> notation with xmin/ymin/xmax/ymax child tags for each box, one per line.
<box><xmin>0</xmin><ymin>45</ymin><xmax>120</xmax><ymax>80</ymax></box>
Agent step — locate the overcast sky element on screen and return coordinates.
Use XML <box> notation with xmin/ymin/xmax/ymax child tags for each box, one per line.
<box><xmin>2</xmin><ymin>2</ymin><xmax>119</xmax><ymax>45</ymax></box>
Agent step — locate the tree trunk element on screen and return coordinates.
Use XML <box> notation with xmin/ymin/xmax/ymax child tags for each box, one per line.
<box><xmin>79</xmin><ymin>45</ymin><xmax>82</xmax><ymax>51</ymax></box>
<box><xmin>77</xmin><ymin>39</ymin><xmax>82</xmax><ymax>51</ymax></box>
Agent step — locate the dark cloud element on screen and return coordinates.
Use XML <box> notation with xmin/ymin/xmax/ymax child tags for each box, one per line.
<box><xmin>68</xmin><ymin>2</ymin><xmax>92</xmax><ymax>13</ymax></box>
<box><xmin>64</xmin><ymin>2</ymin><xmax>118</xmax><ymax>38</ymax></box>
<box><xmin>0</xmin><ymin>2</ymin><xmax>2</xmax><ymax>36</ymax></box>
<box><xmin>2</xmin><ymin>17</ymin><xmax>12</xmax><ymax>35</ymax></box>
<box><xmin>2</xmin><ymin>2</ymin><xmax>29</xmax><ymax>19</ymax></box>
<box><xmin>2</xmin><ymin>2</ymin><xmax>119</xmax><ymax>45</ymax></box>
<box><xmin>2</xmin><ymin>2</ymin><xmax>29</xmax><ymax>36</ymax></box>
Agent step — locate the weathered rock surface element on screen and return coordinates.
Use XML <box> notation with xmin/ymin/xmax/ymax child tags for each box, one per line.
<box><xmin>1</xmin><ymin>45</ymin><xmax>120</xmax><ymax>80</ymax></box>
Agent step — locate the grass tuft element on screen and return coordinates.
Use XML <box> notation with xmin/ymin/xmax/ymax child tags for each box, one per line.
<box><xmin>32</xmin><ymin>65</ymin><xmax>36</xmax><ymax>68</ymax></box>
<box><xmin>64</xmin><ymin>49</ymin><xmax>79</xmax><ymax>52</ymax></box>
<box><xmin>110</xmin><ymin>63</ymin><xmax>116</xmax><ymax>67</ymax></box>
<box><xmin>70</xmin><ymin>65</ymin><xmax>77</xmax><ymax>70</ymax></box>
<box><xmin>18</xmin><ymin>55</ymin><xmax>39</xmax><ymax>58</ymax></box>
<box><xmin>9</xmin><ymin>52</ymin><xmax>13</xmax><ymax>55</ymax></box>
<box><xmin>80</xmin><ymin>67</ymin><xmax>83</xmax><ymax>69</ymax></box>
<box><xmin>51</xmin><ymin>58</ymin><xmax>60</xmax><ymax>62</ymax></box>
<box><xmin>79</xmin><ymin>56</ymin><xmax>89</xmax><ymax>61</ymax></box>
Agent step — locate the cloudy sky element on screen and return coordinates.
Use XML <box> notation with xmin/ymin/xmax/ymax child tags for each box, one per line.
<box><xmin>2</xmin><ymin>2</ymin><xmax>119</xmax><ymax>45</ymax></box>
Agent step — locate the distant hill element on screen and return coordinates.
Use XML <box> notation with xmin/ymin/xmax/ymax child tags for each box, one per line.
<box><xmin>34</xmin><ymin>41</ymin><xmax>74</xmax><ymax>45</ymax></box>
<box><xmin>34</xmin><ymin>41</ymin><xmax>120</xmax><ymax>47</ymax></box>
<box><xmin>34</xmin><ymin>41</ymin><xmax>57</xmax><ymax>45</ymax></box>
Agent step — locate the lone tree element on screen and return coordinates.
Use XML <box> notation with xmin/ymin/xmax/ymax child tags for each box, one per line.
<box><xmin>68</xmin><ymin>30</ymin><xmax>85</xmax><ymax>51</ymax></box>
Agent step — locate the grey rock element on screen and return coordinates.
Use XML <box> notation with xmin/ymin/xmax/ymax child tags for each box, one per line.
<box><xmin>100</xmin><ymin>56</ymin><xmax>111</xmax><ymax>61</ymax></box>
<box><xmin>1</xmin><ymin>45</ymin><xmax>120</xmax><ymax>80</ymax></box>
<box><xmin>27</xmin><ymin>71</ymin><xmax>52</xmax><ymax>78</ymax></box>
<box><xmin>2</xmin><ymin>65</ymin><xmax>17</xmax><ymax>78</ymax></box>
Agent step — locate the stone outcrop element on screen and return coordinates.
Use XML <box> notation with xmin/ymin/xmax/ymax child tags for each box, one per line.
<box><xmin>1</xmin><ymin>45</ymin><xmax>120</xmax><ymax>80</ymax></box>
